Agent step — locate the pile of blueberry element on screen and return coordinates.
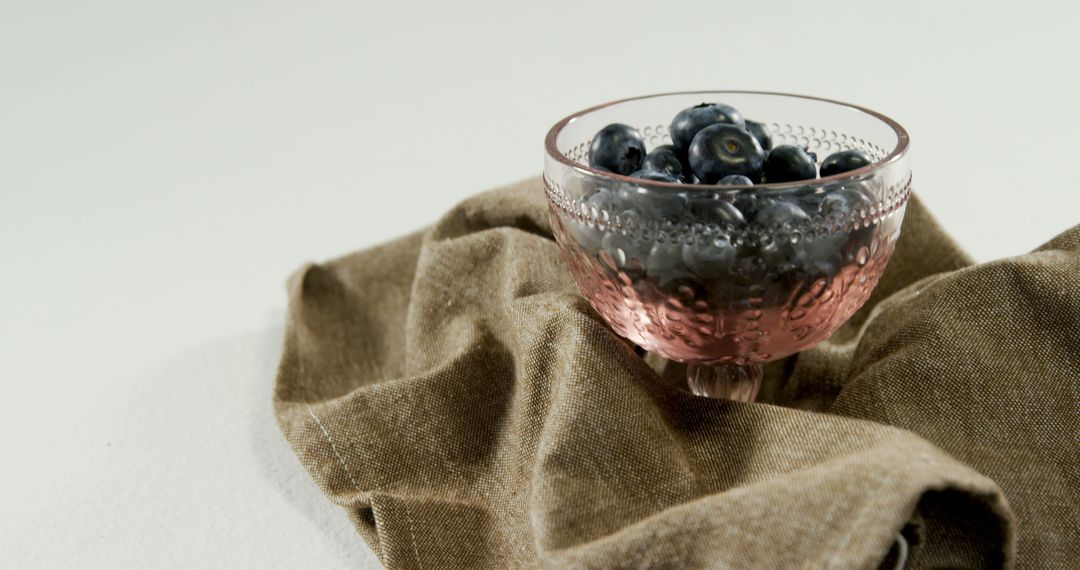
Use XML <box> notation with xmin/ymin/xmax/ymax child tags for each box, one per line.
<box><xmin>567</xmin><ymin>102</ymin><xmax>882</xmax><ymax>293</ymax></box>
<box><xmin>588</xmin><ymin>102</ymin><xmax>872</xmax><ymax>185</ymax></box>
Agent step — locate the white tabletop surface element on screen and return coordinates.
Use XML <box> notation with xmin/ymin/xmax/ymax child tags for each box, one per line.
<box><xmin>3</xmin><ymin>1</ymin><xmax>1078</xmax><ymax>568</ymax></box>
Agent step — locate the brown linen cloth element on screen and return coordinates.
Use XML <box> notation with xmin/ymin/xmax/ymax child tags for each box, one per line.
<box><xmin>274</xmin><ymin>178</ymin><xmax>1079</xmax><ymax>569</ymax></box>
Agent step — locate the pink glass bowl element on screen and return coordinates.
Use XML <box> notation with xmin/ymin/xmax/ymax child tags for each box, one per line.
<box><xmin>543</xmin><ymin>91</ymin><xmax>911</xmax><ymax>401</ymax></box>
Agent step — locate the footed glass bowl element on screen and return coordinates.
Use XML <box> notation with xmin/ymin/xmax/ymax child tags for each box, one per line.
<box><xmin>543</xmin><ymin>91</ymin><xmax>911</xmax><ymax>401</ymax></box>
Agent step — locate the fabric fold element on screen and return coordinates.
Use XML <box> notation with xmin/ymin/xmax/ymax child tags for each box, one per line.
<box><xmin>275</xmin><ymin>178</ymin><xmax>1078</xmax><ymax>569</ymax></box>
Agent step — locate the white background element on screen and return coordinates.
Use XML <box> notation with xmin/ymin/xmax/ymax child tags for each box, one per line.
<box><xmin>2</xmin><ymin>1</ymin><xmax>1078</xmax><ymax>568</ymax></box>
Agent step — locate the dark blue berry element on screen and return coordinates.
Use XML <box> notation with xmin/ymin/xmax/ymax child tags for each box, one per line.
<box><xmin>641</xmin><ymin>144</ymin><xmax>689</xmax><ymax>180</ymax></box>
<box><xmin>729</xmin><ymin>254</ymin><xmax>772</xmax><ymax>282</ymax></box>
<box><xmin>762</xmin><ymin>145</ymin><xmax>818</xmax><ymax>183</ymax></box>
<box><xmin>794</xmin><ymin>233</ymin><xmax>847</xmax><ymax>275</ymax></box>
<box><xmin>629</xmin><ymin>169</ymin><xmax>682</xmax><ymax>183</ymax></box>
<box><xmin>753</xmin><ymin>201</ymin><xmax>811</xmax><ymax>230</ymax></box>
<box><xmin>687</xmin><ymin>124</ymin><xmax>765</xmax><ymax>184</ymax></box>
<box><xmin>753</xmin><ymin>203</ymin><xmax>811</xmax><ymax>268</ymax></box>
<box><xmin>732</xmin><ymin>190</ymin><xmax>773</xmax><ymax>221</ymax></box>
<box><xmin>818</xmin><ymin>185</ymin><xmax>875</xmax><ymax>220</ymax></box>
<box><xmin>589</xmin><ymin>123</ymin><xmax>646</xmax><ymax>175</ymax></box>
<box><xmin>671</xmin><ymin>103</ymin><xmax>745</xmax><ymax>154</ymax></box>
<box><xmin>618</xmin><ymin>185</ymin><xmax>689</xmax><ymax>221</ymax></box>
<box><xmin>690</xmin><ymin>198</ymin><xmax>746</xmax><ymax>227</ymax></box>
<box><xmin>646</xmin><ymin>242</ymin><xmax>691</xmax><ymax>285</ymax></box>
<box><xmin>817</xmin><ymin>185</ymin><xmax>878</xmax><ymax>258</ymax></box>
<box><xmin>718</xmin><ymin>174</ymin><xmax>754</xmax><ymax>186</ymax></box>
<box><xmin>820</xmin><ymin>149</ymin><xmax>873</xmax><ymax>177</ymax></box>
<box><xmin>744</xmin><ymin>120</ymin><xmax>773</xmax><ymax>151</ymax></box>
<box><xmin>683</xmin><ymin>234</ymin><xmax>737</xmax><ymax>279</ymax></box>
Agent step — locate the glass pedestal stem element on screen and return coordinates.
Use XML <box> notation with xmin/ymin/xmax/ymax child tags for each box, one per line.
<box><xmin>685</xmin><ymin>362</ymin><xmax>763</xmax><ymax>402</ymax></box>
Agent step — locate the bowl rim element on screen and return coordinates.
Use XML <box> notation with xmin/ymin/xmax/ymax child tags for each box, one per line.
<box><xmin>543</xmin><ymin>90</ymin><xmax>910</xmax><ymax>191</ymax></box>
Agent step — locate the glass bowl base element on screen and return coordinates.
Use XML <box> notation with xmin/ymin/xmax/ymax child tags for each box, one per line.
<box><xmin>685</xmin><ymin>362</ymin><xmax>763</xmax><ymax>401</ymax></box>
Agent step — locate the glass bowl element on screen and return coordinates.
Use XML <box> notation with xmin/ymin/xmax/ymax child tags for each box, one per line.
<box><xmin>543</xmin><ymin>91</ymin><xmax>911</xmax><ymax>401</ymax></box>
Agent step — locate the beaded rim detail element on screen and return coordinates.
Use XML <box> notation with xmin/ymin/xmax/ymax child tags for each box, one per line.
<box><xmin>543</xmin><ymin>173</ymin><xmax>912</xmax><ymax>247</ymax></box>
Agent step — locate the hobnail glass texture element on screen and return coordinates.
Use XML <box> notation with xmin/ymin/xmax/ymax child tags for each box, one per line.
<box><xmin>543</xmin><ymin>92</ymin><xmax>911</xmax><ymax>401</ymax></box>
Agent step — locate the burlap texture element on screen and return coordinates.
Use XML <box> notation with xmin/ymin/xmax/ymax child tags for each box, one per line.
<box><xmin>274</xmin><ymin>178</ymin><xmax>1079</xmax><ymax>569</ymax></box>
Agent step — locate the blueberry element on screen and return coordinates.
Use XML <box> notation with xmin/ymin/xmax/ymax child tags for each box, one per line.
<box><xmin>794</xmin><ymin>234</ymin><xmax>846</xmax><ymax>274</ymax></box>
<box><xmin>589</xmin><ymin>123</ymin><xmax>646</xmax><ymax>175</ymax></box>
<box><xmin>733</xmin><ymin>190</ymin><xmax>773</xmax><ymax>221</ymax></box>
<box><xmin>689</xmin><ymin>198</ymin><xmax>746</xmax><ymax>227</ymax></box>
<box><xmin>646</xmin><ymin>242</ymin><xmax>691</xmax><ymax>285</ymax></box>
<box><xmin>753</xmin><ymin>201</ymin><xmax>811</xmax><ymax>230</ymax></box>
<box><xmin>641</xmin><ymin>145</ymin><xmax>689</xmax><ymax>180</ymax></box>
<box><xmin>762</xmin><ymin>145</ymin><xmax>818</xmax><ymax>183</ymax></box>
<box><xmin>618</xmin><ymin>185</ymin><xmax>689</xmax><ymax>222</ymax></box>
<box><xmin>718</xmin><ymin>174</ymin><xmax>754</xmax><ymax>186</ymax></box>
<box><xmin>751</xmin><ymin>202</ymin><xmax>812</xmax><ymax>268</ymax></box>
<box><xmin>729</xmin><ymin>253</ymin><xmax>771</xmax><ymax>282</ymax></box>
<box><xmin>744</xmin><ymin>120</ymin><xmax>773</xmax><ymax>151</ymax></box>
<box><xmin>682</xmin><ymin>234</ymin><xmax>737</xmax><ymax>279</ymax></box>
<box><xmin>820</xmin><ymin>149</ymin><xmax>873</xmax><ymax>177</ymax></box>
<box><xmin>818</xmin><ymin>185</ymin><xmax>875</xmax><ymax>221</ymax></box>
<box><xmin>687</xmin><ymin>124</ymin><xmax>765</xmax><ymax>184</ymax></box>
<box><xmin>756</xmin><ymin>243</ymin><xmax>798</xmax><ymax>271</ymax></box>
<box><xmin>629</xmin><ymin>169</ymin><xmax>683</xmax><ymax>183</ymax></box>
<box><xmin>818</xmin><ymin>185</ymin><xmax>877</xmax><ymax>249</ymax></box>
<box><xmin>671</xmin><ymin>103</ymin><xmax>745</xmax><ymax>154</ymax></box>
